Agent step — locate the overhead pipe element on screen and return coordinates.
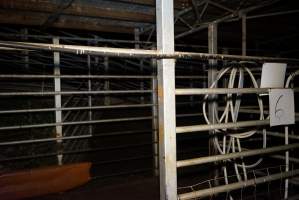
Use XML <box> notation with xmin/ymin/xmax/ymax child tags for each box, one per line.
<box><xmin>0</xmin><ymin>41</ymin><xmax>299</xmax><ymax>63</ymax></box>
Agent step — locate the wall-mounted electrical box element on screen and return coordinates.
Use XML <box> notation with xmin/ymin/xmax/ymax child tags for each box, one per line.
<box><xmin>260</xmin><ymin>63</ymin><xmax>287</xmax><ymax>88</ymax></box>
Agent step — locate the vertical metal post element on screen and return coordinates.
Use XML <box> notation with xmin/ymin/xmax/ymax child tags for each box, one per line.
<box><xmin>285</xmin><ymin>126</ymin><xmax>289</xmax><ymax>199</ymax></box>
<box><xmin>87</xmin><ymin>52</ymin><xmax>93</xmax><ymax>135</ymax></box>
<box><xmin>156</xmin><ymin>0</ymin><xmax>177</xmax><ymax>199</ymax></box>
<box><xmin>242</xmin><ymin>14</ymin><xmax>247</xmax><ymax>56</ymax></box>
<box><xmin>103</xmin><ymin>56</ymin><xmax>110</xmax><ymax>106</ymax></box>
<box><xmin>208</xmin><ymin>23</ymin><xmax>218</xmax><ymax>183</ymax></box>
<box><xmin>189</xmin><ymin>66</ymin><xmax>195</xmax><ymax>106</ymax></box>
<box><xmin>53</xmin><ymin>37</ymin><xmax>63</xmax><ymax>165</ymax></box>
<box><xmin>151</xmin><ymin>46</ymin><xmax>159</xmax><ymax>177</ymax></box>
<box><xmin>151</xmin><ymin>75</ymin><xmax>159</xmax><ymax>176</ymax></box>
<box><xmin>135</xmin><ymin>28</ymin><xmax>145</xmax><ymax>104</ymax></box>
<box><xmin>222</xmin><ymin>48</ymin><xmax>229</xmax><ymax>88</ymax></box>
<box><xmin>21</xmin><ymin>28</ymin><xmax>29</xmax><ymax>69</ymax></box>
<box><xmin>208</xmin><ymin>23</ymin><xmax>218</xmax><ymax>123</ymax></box>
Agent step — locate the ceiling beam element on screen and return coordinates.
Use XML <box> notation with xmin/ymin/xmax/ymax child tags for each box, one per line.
<box><xmin>0</xmin><ymin>0</ymin><xmax>155</xmax><ymax>23</ymax></box>
<box><xmin>0</xmin><ymin>10</ymin><xmax>139</xmax><ymax>34</ymax></box>
<box><xmin>115</xmin><ymin>0</ymin><xmax>186</xmax><ymax>9</ymax></box>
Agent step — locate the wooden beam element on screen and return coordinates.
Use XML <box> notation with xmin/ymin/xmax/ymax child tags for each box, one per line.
<box><xmin>116</xmin><ymin>0</ymin><xmax>184</xmax><ymax>9</ymax></box>
<box><xmin>0</xmin><ymin>0</ymin><xmax>155</xmax><ymax>23</ymax></box>
<box><xmin>0</xmin><ymin>10</ymin><xmax>135</xmax><ymax>34</ymax></box>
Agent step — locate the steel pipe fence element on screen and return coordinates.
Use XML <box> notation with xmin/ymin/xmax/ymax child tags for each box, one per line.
<box><xmin>178</xmin><ymin>169</ymin><xmax>299</xmax><ymax>200</ymax></box>
<box><xmin>1</xmin><ymin>22</ymin><xmax>299</xmax><ymax>200</ymax></box>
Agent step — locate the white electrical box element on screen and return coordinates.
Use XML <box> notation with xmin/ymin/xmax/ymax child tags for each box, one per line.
<box><xmin>260</xmin><ymin>63</ymin><xmax>287</xmax><ymax>88</ymax></box>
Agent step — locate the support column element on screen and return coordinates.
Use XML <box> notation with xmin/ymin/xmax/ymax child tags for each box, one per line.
<box><xmin>156</xmin><ymin>0</ymin><xmax>177</xmax><ymax>199</ymax></box>
<box><xmin>208</xmin><ymin>23</ymin><xmax>218</xmax><ymax>123</ymax></box>
<box><xmin>53</xmin><ymin>37</ymin><xmax>63</xmax><ymax>165</ymax></box>
<box><xmin>208</xmin><ymin>23</ymin><xmax>218</xmax><ymax>184</ymax></box>
<box><xmin>242</xmin><ymin>14</ymin><xmax>247</xmax><ymax>56</ymax></box>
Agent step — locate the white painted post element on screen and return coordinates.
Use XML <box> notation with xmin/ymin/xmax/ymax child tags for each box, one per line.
<box><xmin>156</xmin><ymin>0</ymin><xmax>177</xmax><ymax>199</ymax></box>
<box><xmin>53</xmin><ymin>37</ymin><xmax>63</xmax><ymax>165</ymax></box>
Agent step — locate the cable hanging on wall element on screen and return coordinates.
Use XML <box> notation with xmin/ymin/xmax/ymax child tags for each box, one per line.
<box><xmin>202</xmin><ymin>62</ymin><xmax>268</xmax><ymax>198</ymax></box>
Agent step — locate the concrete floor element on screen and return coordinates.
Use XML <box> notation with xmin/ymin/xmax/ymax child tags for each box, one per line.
<box><xmin>36</xmin><ymin>175</ymin><xmax>159</xmax><ymax>200</ymax></box>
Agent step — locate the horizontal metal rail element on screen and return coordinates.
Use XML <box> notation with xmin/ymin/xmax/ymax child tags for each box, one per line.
<box><xmin>259</xmin><ymin>131</ymin><xmax>299</xmax><ymax>140</ymax></box>
<box><xmin>0</xmin><ymin>129</ymin><xmax>153</xmax><ymax>146</ymax></box>
<box><xmin>176</xmin><ymin>120</ymin><xmax>269</xmax><ymax>134</ymax></box>
<box><xmin>0</xmin><ymin>75</ymin><xmax>154</xmax><ymax>79</ymax></box>
<box><xmin>0</xmin><ymin>104</ymin><xmax>155</xmax><ymax>114</ymax></box>
<box><xmin>0</xmin><ymin>134</ymin><xmax>93</xmax><ymax>146</ymax></box>
<box><xmin>270</xmin><ymin>155</ymin><xmax>299</xmax><ymax>164</ymax></box>
<box><xmin>176</xmin><ymin>88</ymin><xmax>269</xmax><ymax>95</ymax></box>
<box><xmin>0</xmin><ymin>90</ymin><xmax>152</xmax><ymax>96</ymax></box>
<box><xmin>0</xmin><ymin>139</ymin><xmax>207</xmax><ymax>162</ymax></box>
<box><xmin>0</xmin><ymin>41</ymin><xmax>299</xmax><ymax>63</ymax></box>
<box><xmin>0</xmin><ymin>142</ymin><xmax>153</xmax><ymax>162</ymax></box>
<box><xmin>177</xmin><ymin>143</ymin><xmax>299</xmax><ymax>168</ymax></box>
<box><xmin>0</xmin><ymin>75</ymin><xmax>204</xmax><ymax>79</ymax></box>
<box><xmin>0</xmin><ymin>100</ymin><xmax>198</xmax><ymax>115</ymax></box>
<box><xmin>0</xmin><ymin>116</ymin><xmax>152</xmax><ymax>131</ymax></box>
<box><xmin>176</xmin><ymin>88</ymin><xmax>299</xmax><ymax>95</ymax></box>
<box><xmin>178</xmin><ymin>169</ymin><xmax>299</xmax><ymax>200</ymax></box>
<box><xmin>0</xmin><ymin>111</ymin><xmax>200</xmax><ymax>131</ymax></box>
